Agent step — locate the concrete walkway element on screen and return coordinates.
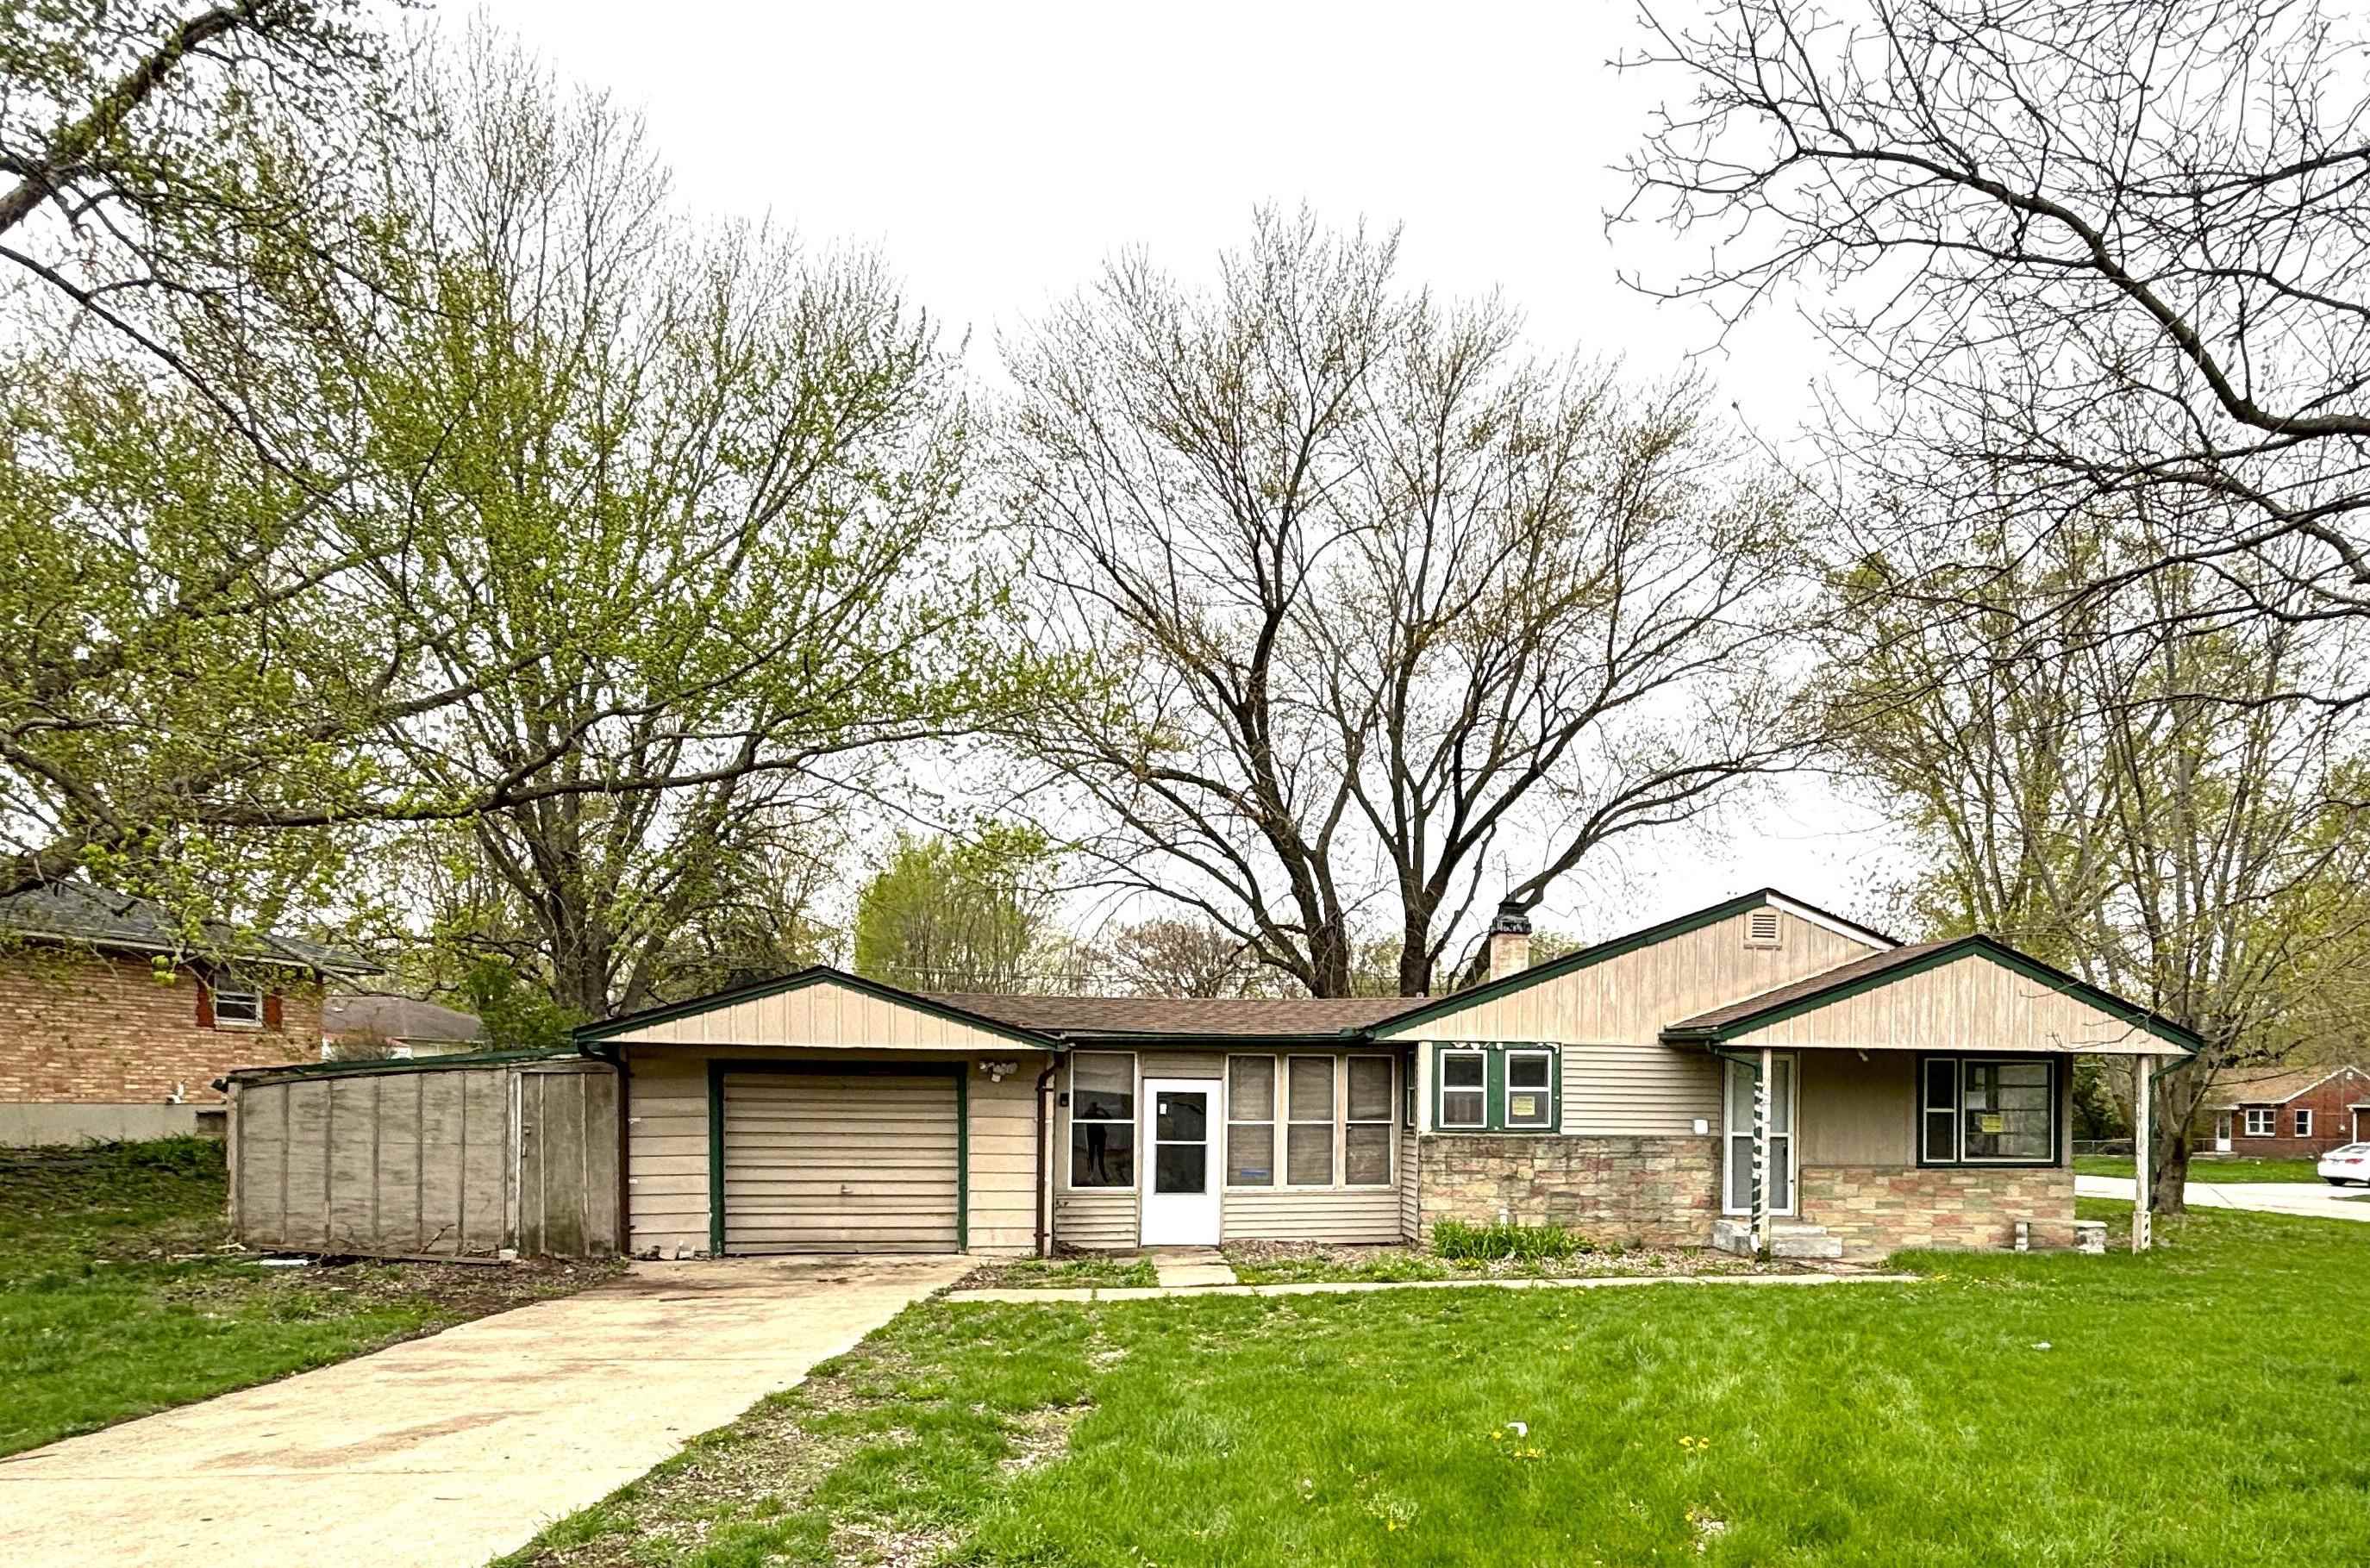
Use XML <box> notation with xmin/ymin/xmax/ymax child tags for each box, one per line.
<box><xmin>947</xmin><ymin>1270</ymin><xmax>1920</xmax><ymax>1304</ymax></box>
<box><xmin>2078</xmin><ymin>1173</ymin><xmax>2370</xmax><ymax>1223</ymax></box>
<box><xmin>0</xmin><ymin>1254</ymin><xmax>970</xmax><ymax>1568</ymax></box>
<box><xmin>1150</xmin><ymin>1247</ymin><xmax>1240</xmax><ymax>1289</ymax></box>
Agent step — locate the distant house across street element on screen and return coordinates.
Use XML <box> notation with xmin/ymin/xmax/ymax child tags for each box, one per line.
<box><xmin>0</xmin><ymin>881</ymin><xmax>372</xmax><ymax>1145</ymax></box>
<box><xmin>2202</xmin><ymin>1065</ymin><xmax>2370</xmax><ymax>1156</ymax></box>
<box><xmin>322</xmin><ymin>994</ymin><xmax>485</xmax><ymax>1060</ymax></box>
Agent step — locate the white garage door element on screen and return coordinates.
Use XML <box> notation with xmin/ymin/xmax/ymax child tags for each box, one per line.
<box><xmin>720</xmin><ymin>1071</ymin><xmax>960</xmax><ymax>1253</ymax></box>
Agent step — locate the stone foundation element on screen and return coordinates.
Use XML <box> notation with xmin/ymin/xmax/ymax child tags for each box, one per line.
<box><xmin>1798</xmin><ymin>1165</ymin><xmax>2075</xmax><ymax>1262</ymax></box>
<box><xmin>1416</xmin><ymin>1134</ymin><xmax>1719</xmax><ymax>1247</ymax></box>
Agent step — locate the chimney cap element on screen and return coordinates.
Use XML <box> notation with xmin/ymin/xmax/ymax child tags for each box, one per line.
<box><xmin>1490</xmin><ymin>898</ymin><xmax>1532</xmax><ymax>936</ymax></box>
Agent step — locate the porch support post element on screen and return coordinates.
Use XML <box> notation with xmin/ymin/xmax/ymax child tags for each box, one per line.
<box><xmin>2131</xmin><ymin>1054</ymin><xmax>2154</xmax><ymax>1254</ymax></box>
<box><xmin>1755</xmin><ymin>1045</ymin><xmax>1775</xmax><ymax>1257</ymax></box>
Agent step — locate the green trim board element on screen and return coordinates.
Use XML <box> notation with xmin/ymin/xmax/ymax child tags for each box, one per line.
<box><xmin>1375</xmin><ymin>889</ymin><xmax>1892</xmax><ymax>1038</ymax></box>
<box><xmin>1660</xmin><ymin>936</ymin><xmax>2203</xmax><ymax>1054</ymax></box>
<box><xmin>578</xmin><ymin>963</ymin><xmax>1062</xmax><ymax>1053</ymax></box>
<box><xmin>704</xmin><ymin>1058</ymin><xmax>972</xmax><ymax>1256</ymax></box>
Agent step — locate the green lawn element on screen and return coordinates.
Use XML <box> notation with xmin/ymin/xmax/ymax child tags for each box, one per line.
<box><xmin>2075</xmin><ymin>1153</ymin><xmax>2325</xmax><ymax>1183</ymax></box>
<box><xmin>0</xmin><ymin>1138</ymin><xmax>616</xmax><ymax>1455</ymax></box>
<box><xmin>501</xmin><ymin>1200</ymin><xmax>2370</xmax><ymax>1567</ymax></box>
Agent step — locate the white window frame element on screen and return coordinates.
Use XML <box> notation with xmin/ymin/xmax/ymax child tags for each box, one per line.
<box><xmin>1343</xmin><ymin>1054</ymin><xmax>1396</xmax><ymax>1187</ymax></box>
<box><xmin>210</xmin><ymin>978</ymin><xmax>264</xmax><ymax>1029</ymax></box>
<box><xmin>1068</xmin><ymin>1050</ymin><xmax>1138</xmax><ymax>1190</ymax></box>
<box><xmin>1438</xmin><ymin>1047</ymin><xmax>1488</xmax><ymax>1129</ymax></box>
<box><xmin>1224</xmin><ymin>1053</ymin><xmax>1278</xmax><ymax>1190</ymax></box>
<box><xmin>1722</xmin><ymin>1053</ymin><xmax>1798</xmax><ymax>1216</ymax></box>
<box><xmin>2244</xmin><ymin>1107</ymin><xmax>2275</xmax><ymax>1138</ymax></box>
<box><xmin>1282</xmin><ymin>1053</ymin><xmax>1337</xmax><ymax>1188</ymax></box>
<box><xmin>2294</xmin><ymin>1108</ymin><xmax>2312</xmax><ymax>1138</ymax></box>
<box><xmin>1503</xmin><ymin>1049</ymin><xmax>1555</xmax><ymax>1129</ymax></box>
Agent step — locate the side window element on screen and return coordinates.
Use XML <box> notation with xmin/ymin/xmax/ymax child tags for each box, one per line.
<box><xmin>1069</xmin><ymin>1052</ymin><xmax>1135</xmax><ymax>1188</ymax></box>
<box><xmin>1285</xmin><ymin>1056</ymin><xmax>1336</xmax><ymax>1184</ymax></box>
<box><xmin>1438</xmin><ymin>1049</ymin><xmax>1487</xmax><ymax>1128</ymax></box>
<box><xmin>1504</xmin><ymin>1050</ymin><xmax>1554</xmax><ymax>1128</ymax></box>
<box><xmin>1226</xmin><ymin>1055</ymin><xmax>1277</xmax><ymax>1186</ymax></box>
<box><xmin>1433</xmin><ymin>1045</ymin><xmax>1557</xmax><ymax>1131</ymax></box>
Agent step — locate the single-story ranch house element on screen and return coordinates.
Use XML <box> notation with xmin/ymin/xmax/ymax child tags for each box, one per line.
<box><xmin>228</xmin><ymin>888</ymin><xmax>2196</xmax><ymax>1265</ymax></box>
<box><xmin>2199</xmin><ymin>1064</ymin><xmax>2370</xmax><ymax>1156</ymax></box>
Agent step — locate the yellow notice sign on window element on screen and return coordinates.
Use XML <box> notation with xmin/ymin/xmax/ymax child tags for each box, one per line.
<box><xmin>1979</xmin><ymin>1113</ymin><xmax>2005</xmax><ymax>1134</ymax></box>
<box><xmin>1510</xmin><ymin>1094</ymin><xmax>1539</xmax><ymax>1121</ymax></box>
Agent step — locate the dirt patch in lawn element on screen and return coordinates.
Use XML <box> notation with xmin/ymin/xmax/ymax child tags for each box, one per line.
<box><xmin>158</xmin><ymin>1253</ymin><xmax>623</xmax><ymax>1318</ymax></box>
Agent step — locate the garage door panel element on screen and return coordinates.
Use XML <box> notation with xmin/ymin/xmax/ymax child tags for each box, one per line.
<box><xmin>720</xmin><ymin>1071</ymin><xmax>960</xmax><ymax>1254</ymax></box>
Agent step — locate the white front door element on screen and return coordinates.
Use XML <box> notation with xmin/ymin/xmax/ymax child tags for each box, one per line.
<box><xmin>2213</xmin><ymin>1112</ymin><xmax>2232</xmax><ymax>1153</ymax></box>
<box><xmin>1140</xmin><ymin>1078</ymin><xmax>1222</xmax><ymax>1246</ymax></box>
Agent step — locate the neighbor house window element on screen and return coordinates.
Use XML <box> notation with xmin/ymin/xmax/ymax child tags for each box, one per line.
<box><xmin>1286</xmin><ymin>1055</ymin><xmax>1335</xmax><ymax>1185</ymax></box>
<box><xmin>1070</xmin><ymin>1052</ymin><xmax>1135</xmax><ymax>1188</ymax></box>
<box><xmin>209</xmin><ymin>978</ymin><xmax>264</xmax><ymax>1028</ymax></box>
<box><xmin>1438</xmin><ymin>1049</ymin><xmax>1487</xmax><ymax>1128</ymax></box>
<box><xmin>2244</xmin><ymin>1108</ymin><xmax>2275</xmax><ymax>1138</ymax></box>
<box><xmin>2294</xmin><ymin>1109</ymin><xmax>2312</xmax><ymax>1138</ymax></box>
<box><xmin>1345</xmin><ymin>1056</ymin><xmax>1394</xmax><ymax>1185</ymax></box>
<box><xmin>1227</xmin><ymin>1054</ymin><xmax>1276</xmax><ymax>1187</ymax></box>
<box><xmin>1504</xmin><ymin>1050</ymin><xmax>1554</xmax><ymax>1129</ymax></box>
<box><xmin>1918</xmin><ymin>1056</ymin><xmax>2059</xmax><ymax>1165</ymax></box>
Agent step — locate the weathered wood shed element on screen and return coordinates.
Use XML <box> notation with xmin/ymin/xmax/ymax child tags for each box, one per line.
<box><xmin>223</xmin><ymin>1050</ymin><xmax>621</xmax><ymax>1259</ymax></box>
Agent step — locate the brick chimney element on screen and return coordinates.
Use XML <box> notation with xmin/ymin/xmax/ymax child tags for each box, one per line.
<box><xmin>1487</xmin><ymin>898</ymin><xmax>1532</xmax><ymax>981</ymax></box>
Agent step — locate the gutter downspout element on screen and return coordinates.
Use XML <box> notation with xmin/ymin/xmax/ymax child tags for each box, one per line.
<box><xmin>1034</xmin><ymin>1059</ymin><xmax>1059</xmax><ymax>1259</ymax></box>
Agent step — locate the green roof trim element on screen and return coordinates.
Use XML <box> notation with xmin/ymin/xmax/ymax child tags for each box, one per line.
<box><xmin>573</xmin><ymin>964</ymin><xmax>1065</xmax><ymax>1052</ymax></box>
<box><xmin>1372</xmin><ymin>889</ymin><xmax>1888</xmax><ymax>1038</ymax></box>
<box><xmin>1659</xmin><ymin>935</ymin><xmax>2203</xmax><ymax>1054</ymax></box>
<box><xmin>218</xmin><ymin>1046</ymin><xmax>589</xmax><ymax>1084</ymax></box>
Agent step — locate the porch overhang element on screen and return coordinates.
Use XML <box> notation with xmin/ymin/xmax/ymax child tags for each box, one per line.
<box><xmin>1657</xmin><ymin>935</ymin><xmax>2201</xmax><ymax>1059</ymax></box>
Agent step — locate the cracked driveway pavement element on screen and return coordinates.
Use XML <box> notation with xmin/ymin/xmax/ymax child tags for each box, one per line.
<box><xmin>0</xmin><ymin>1253</ymin><xmax>969</xmax><ymax>1568</ymax></box>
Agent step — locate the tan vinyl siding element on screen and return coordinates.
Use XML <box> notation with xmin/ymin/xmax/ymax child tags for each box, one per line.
<box><xmin>622</xmin><ymin>1044</ymin><xmax>1048</xmax><ymax>1259</ymax></box>
<box><xmin>1053</xmin><ymin>1188</ymin><xmax>1139</xmax><ymax>1249</ymax></box>
<box><xmin>1222</xmin><ymin>1187</ymin><xmax>1401</xmax><ymax>1243</ymax></box>
<box><xmin>623</xmin><ymin>1051</ymin><xmax>710</xmax><ymax>1257</ymax></box>
<box><xmin>1560</xmin><ymin>1044</ymin><xmax>1722</xmax><ymax>1135</ymax></box>
<box><xmin>1398</xmin><ymin>1123</ymin><xmax>1420</xmax><ymax>1241</ymax></box>
<box><xmin>1379</xmin><ymin>907</ymin><xmax>1883</xmax><ymax>1045</ymax></box>
<box><xmin>722</xmin><ymin>1072</ymin><xmax>959</xmax><ymax>1253</ymax></box>
<box><xmin>1721</xmin><ymin>950</ymin><xmax>2170</xmax><ymax>1055</ymax></box>
<box><xmin>602</xmin><ymin>976</ymin><xmax>1029</xmax><ymax>1052</ymax></box>
<box><xmin>1797</xmin><ymin>1052</ymin><xmax>1916</xmax><ymax>1165</ymax></box>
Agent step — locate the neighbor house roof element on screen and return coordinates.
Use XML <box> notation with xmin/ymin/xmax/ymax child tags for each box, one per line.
<box><xmin>920</xmin><ymin>991</ymin><xmax>1423</xmax><ymax>1040</ymax></box>
<box><xmin>323</xmin><ymin>994</ymin><xmax>484</xmax><ymax>1045</ymax></box>
<box><xmin>1659</xmin><ymin>934</ymin><xmax>2203</xmax><ymax>1053</ymax></box>
<box><xmin>2206</xmin><ymin>1064</ymin><xmax>2368</xmax><ymax>1109</ymax></box>
<box><xmin>0</xmin><ymin>880</ymin><xmax>374</xmax><ymax>977</ymax></box>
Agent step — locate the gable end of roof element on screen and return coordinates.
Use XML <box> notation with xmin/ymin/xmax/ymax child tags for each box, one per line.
<box><xmin>573</xmin><ymin>965</ymin><xmax>1065</xmax><ymax>1050</ymax></box>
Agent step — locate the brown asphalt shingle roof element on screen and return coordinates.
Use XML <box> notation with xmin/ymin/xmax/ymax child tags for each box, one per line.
<box><xmin>2205</xmin><ymin>1064</ymin><xmax>2369</xmax><ymax>1108</ymax></box>
<box><xmin>1661</xmin><ymin>940</ymin><xmax>1956</xmax><ymax>1036</ymax></box>
<box><xmin>918</xmin><ymin>991</ymin><xmax>1427</xmax><ymax>1039</ymax></box>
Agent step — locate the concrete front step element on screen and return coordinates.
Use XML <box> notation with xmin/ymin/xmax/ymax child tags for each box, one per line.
<box><xmin>1711</xmin><ymin>1218</ymin><xmax>1845</xmax><ymax>1259</ymax></box>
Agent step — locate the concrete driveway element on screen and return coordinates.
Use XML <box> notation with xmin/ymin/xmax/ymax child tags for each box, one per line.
<box><xmin>2077</xmin><ymin>1173</ymin><xmax>2370</xmax><ymax>1223</ymax></box>
<box><xmin>0</xmin><ymin>1253</ymin><xmax>970</xmax><ymax>1568</ymax></box>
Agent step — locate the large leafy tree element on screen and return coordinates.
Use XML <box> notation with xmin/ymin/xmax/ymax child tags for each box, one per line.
<box><xmin>997</xmin><ymin>209</ymin><xmax>1804</xmax><ymax>997</ymax></box>
<box><xmin>853</xmin><ymin>824</ymin><xmax>1066</xmax><ymax>992</ymax></box>
<box><xmin>1823</xmin><ymin>527</ymin><xmax>2370</xmax><ymax>1205</ymax></box>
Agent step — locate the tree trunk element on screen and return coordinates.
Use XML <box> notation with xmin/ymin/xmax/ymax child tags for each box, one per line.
<box><xmin>2150</xmin><ymin>1072</ymin><xmax>2190</xmax><ymax>1216</ymax></box>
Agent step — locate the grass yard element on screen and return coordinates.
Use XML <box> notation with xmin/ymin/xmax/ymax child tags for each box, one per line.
<box><xmin>952</xmin><ymin>1254</ymin><xmax>1159</xmax><ymax>1290</ymax></box>
<box><xmin>2075</xmin><ymin>1153</ymin><xmax>2324</xmax><ymax>1182</ymax></box>
<box><xmin>0</xmin><ymin>1138</ymin><xmax>620</xmax><ymax>1456</ymax></box>
<box><xmin>1223</xmin><ymin>1237</ymin><xmax>1783</xmax><ymax>1285</ymax></box>
<box><xmin>502</xmin><ymin>1199</ymin><xmax>2370</xmax><ymax>1567</ymax></box>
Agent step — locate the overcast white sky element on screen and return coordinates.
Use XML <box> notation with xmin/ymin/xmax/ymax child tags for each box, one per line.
<box><xmin>474</xmin><ymin>0</ymin><xmax>1898</xmax><ymax>940</ymax></box>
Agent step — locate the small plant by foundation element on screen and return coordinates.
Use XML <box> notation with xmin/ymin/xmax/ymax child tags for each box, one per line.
<box><xmin>1429</xmin><ymin>1220</ymin><xmax>1591</xmax><ymax>1264</ymax></box>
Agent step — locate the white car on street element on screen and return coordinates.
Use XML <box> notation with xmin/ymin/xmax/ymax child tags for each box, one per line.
<box><xmin>2320</xmin><ymin>1143</ymin><xmax>2370</xmax><ymax>1185</ymax></box>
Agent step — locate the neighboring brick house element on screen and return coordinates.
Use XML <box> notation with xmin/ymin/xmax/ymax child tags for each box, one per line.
<box><xmin>0</xmin><ymin>882</ymin><xmax>370</xmax><ymax>1145</ymax></box>
<box><xmin>2202</xmin><ymin>1065</ymin><xmax>2370</xmax><ymax>1157</ymax></box>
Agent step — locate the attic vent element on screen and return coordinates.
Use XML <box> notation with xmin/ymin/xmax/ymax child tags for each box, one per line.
<box><xmin>1745</xmin><ymin>909</ymin><xmax>1782</xmax><ymax>948</ymax></box>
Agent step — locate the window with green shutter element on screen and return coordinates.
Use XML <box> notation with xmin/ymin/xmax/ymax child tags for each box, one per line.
<box><xmin>1430</xmin><ymin>1044</ymin><xmax>1560</xmax><ymax>1132</ymax></box>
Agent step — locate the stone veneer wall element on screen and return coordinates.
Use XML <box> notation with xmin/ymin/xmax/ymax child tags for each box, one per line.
<box><xmin>1416</xmin><ymin>1134</ymin><xmax>1719</xmax><ymax>1246</ymax></box>
<box><xmin>1798</xmin><ymin>1165</ymin><xmax>2075</xmax><ymax>1261</ymax></box>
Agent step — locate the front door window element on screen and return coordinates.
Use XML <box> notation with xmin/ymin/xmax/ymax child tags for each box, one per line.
<box><xmin>1154</xmin><ymin>1089</ymin><xmax>1210</xmax><ymax>1195</ymax></box>
<box><xmin>1723</xmin><ymin>1055</ymin><xmax>1795</xmax><ymax>1215</ymax></box>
